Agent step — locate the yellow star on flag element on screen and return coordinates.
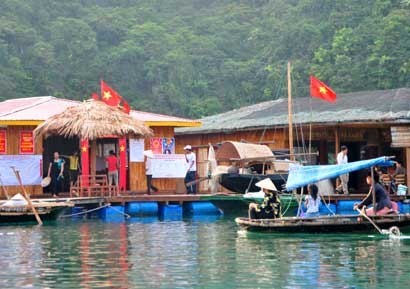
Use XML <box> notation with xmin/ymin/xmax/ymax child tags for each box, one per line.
<box><xmin>81</xmin><ymin>146</ymin><xmax>88</xmax><ymax>152</ymax></box>
<box><xmin>103</xmin><ymin>90</ymin><xmax>112</xmax><ymax>100</ymax></box>
<box><xmin>319</xmin><ymin>86</ymin><xmax>327</xmax><ymax>94</ymax></box>
<box><xmin>120</xmin><ymin>145</ymin><xmax>125</xmax><ymax>152</ymax></box>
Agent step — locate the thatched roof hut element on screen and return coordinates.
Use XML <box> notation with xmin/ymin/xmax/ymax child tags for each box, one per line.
<box><xmin>34</xmin><ymin>100</ymin><xmax>152</xmax><ymax>139</ymax></box>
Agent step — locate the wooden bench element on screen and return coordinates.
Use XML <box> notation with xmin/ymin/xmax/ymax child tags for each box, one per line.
<box><xmin>70</xmin><ymin>175</ymin><xmax>118</xmax><ymax>197</ymax></box>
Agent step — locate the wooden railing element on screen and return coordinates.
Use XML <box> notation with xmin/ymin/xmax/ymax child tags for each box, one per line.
<box><xmin>70</xmin><ymin>175</ymin><xmax>118</xmax><ymax>197</ymax></box>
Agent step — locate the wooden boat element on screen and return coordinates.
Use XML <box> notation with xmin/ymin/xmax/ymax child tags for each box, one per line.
<box><xmin>235</xmin><ymin>214</ymin><xmax>410</xmax><ymax>233</ymax></box>
<box><xmin>215</xmin><ymin>141</ymin><xmax>295</xmax><ymax>194</ymax></box>
<box><xmin>0</xmin><ymin>200</ymin><xmax>74</xmax><ymax>224</ymax></box>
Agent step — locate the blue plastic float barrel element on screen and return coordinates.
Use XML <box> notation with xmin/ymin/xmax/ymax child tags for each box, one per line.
<box><xmin>159</xmin><ymin>204</ymin><xmax>183</xmax><ymax>220</ymax></box>
<box><xmin>336</xmin><ymin>200</ymin><xmax>361</xmax><ymax>215</ymax></box>
<box><xmin>99</xmin><ymin>205</ymin><xmax>125</xmax><ymax>221</ymax></box>
<box><xmin>71</xmin><ymin>206</ymin><xmax>86</xmax><ymax>219</ymax></box>
<box><xmin>125</xmin><ymin>202</ymin><xmax>158</xmax><ymax>216</ymax></box>
<box><xmin>183</xmin><ymin>201</ymin><xmax>222</xmax><ymax>216</ymax></box>
<box><xmin>319</xmin><ymin>203</ymin><xmax>337</xmax><ymax>215</ymax></box>
<box><xmin>401</xmin><ymin>203</ymin><xmax>410</xmax><ymax>214</ymax></box>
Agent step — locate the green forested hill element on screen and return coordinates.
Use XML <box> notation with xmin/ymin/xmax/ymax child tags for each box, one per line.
<box><xmin>1</xmin><ymin>0</ymin><xmax>409</xmax><ymax>118</ymax></box>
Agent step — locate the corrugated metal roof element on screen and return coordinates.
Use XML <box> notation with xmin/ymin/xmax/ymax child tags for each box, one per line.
<box><xmin>0</xmin><ymin>96</ymin><xmax>200</xmax><ymax>127</ymax></box>
<box><xmin>176</xmin><ymin>88</ymin><xmax>410</xmax><ymax>135</ymax></box>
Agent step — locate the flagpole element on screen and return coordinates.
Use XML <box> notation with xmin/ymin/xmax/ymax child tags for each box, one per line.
<box><xmin>287</xmin><ymin>62</ymin><xmax>294</xmax><ymax>161</ymax></box>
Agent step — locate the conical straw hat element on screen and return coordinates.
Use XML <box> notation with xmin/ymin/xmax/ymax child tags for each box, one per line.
<box><xmin>255</xmin><ymin>178</ymin><xmax>278</xmax><ymax>191</ymax></box>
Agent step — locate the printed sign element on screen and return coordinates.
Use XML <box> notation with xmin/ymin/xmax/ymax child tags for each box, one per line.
<box><xmin>150</xmin><ymin>137</ymin><xmax>163</xmax><ymax>154</ymax></box>
<box><xmin>0</xmin><ymin>155</ymin><xmax>42</xmax><ymax>185</ymax></box>
<box><xmin>19</xmin><ymin>130</ymin><xmax>34</xmax><ymax>154</ymax></box>
<box><xmin>151</xmin><ymin>154</ymin><xmax>187</xmax><ymax>178</ymax></box>
<box><xmin>162</xmin><ymin>137</ymin><xmax>175</xmax><ymax>154</ymax></box>
<box><xmin>0</xmin><ymin>129</ymin><xmax>6</xmax><ymax>154</ymax></box>
<box><xmin>129</xmin><ymin>139</ymin><xmax>145</xmax><ymax>162</ymax></box>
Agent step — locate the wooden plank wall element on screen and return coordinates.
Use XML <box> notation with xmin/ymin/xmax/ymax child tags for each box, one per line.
<box><xmin>1</xmin><ymin>125</ymin><xmax>43</xmax><ymax>198</ymax></box>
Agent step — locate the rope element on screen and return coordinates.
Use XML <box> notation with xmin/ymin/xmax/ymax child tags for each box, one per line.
<box><xmin>60</xmin><ymin>203</ymin><xmax>111</xmax><ymax>218</ymax></box>
<box><xmin>60</xmin><ymin>203</ymin><xmax>131</xmax><ymax>219</ymax></box>
<box><xmin>319</xmin><ymin>193</ymin><xmax>336</xmax><ymax>215</ymax></box>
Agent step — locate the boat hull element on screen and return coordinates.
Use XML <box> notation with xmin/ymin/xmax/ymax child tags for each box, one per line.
<box><xmin>235</xmin><ymin>214</ymin><xmax>410</xmax><ymax>233</ymax></box>
<box><xmin>0</xmin><ymin>207</ymin><xmax>69</xmax><ymax>225</ymax></box>
<box><xmin>219</xmin><ymin>173</ymin><xmax>287</xmax><ymax>194</ymax></box>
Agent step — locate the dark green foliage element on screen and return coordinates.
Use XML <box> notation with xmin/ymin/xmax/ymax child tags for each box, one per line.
<box><xmin>0</xmin><ymin>0</ymin><xmax>409</xmax><ymax>117</ymax></box>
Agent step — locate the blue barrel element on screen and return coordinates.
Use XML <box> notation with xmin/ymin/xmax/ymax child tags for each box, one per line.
<box><xmin>71</xmin><ymin>206</ymin><xmax>86</xmax><ymax>219</ymax></box>
<box><xmin>401</xmin><ymin>203</ymin><xmax>410</xmax><ymax>214</ymax></box>
<box><xmin>183</xmin><ymin>201</ymin><xmax>222</xmax><ymax>216</ymax></box>
<box><xmin>159</xmin><ymin>204</ymin><xmax>183</xmax><ymax>220</ymax></box>
<box><xmin>100</xmin><ymin>205</ymin><xmax>125</xmax><ymax>221</ymax></box>
<box><xmin>125</xmin><ymin>202</ymin><xmax>158</xmax><ymax>216</ymax></box>
<box><xmin>337</xmin><ymin>200</ymin><xmax>361</xmax><ymax>213</ymax></box>
<box><xmin>396</xmin><ymin>202</ymin><xmax>403</xmax><ymax>213</ymax></box>
<box><xmin>319</xmin><ymin>203</ymin><xmax>337</xmax><ymax>215</ymax></box>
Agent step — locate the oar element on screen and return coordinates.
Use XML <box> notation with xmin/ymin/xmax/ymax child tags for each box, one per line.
<box><xmin>11</xmin><ymin>166</ymin><xmax>43</xmax><ymax>225</ymax></box>
<box><xmin>355</xmin><ymin>207</ymin><xmax>384</xmax><ymax>234</ymax></box>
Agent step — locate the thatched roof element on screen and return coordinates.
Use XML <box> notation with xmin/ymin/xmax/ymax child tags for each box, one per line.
<box><xmin>176</xmin><ymin>87</ymin><xmax>410</xmax><ymax>135</ymax></box>
<box><xmin>34</xmin><ymin>100</ymin><xmax>152</xmax><ymax>140</ymax></box>
<box><xmin>216</xmin><ymin>141</ymin><xmax>274</xmax><ymax>161</ymax></box>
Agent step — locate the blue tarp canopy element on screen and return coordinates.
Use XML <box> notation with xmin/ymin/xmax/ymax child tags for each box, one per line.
<box><xmin>285</xmin><ymin>157</ymin><xmax>394</xmax><ymax>191</ymax></box>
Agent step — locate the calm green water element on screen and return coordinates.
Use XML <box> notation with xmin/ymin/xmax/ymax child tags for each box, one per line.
<box><xmin>1</xmin><ymin>216</ymin><xmax>410</xmax><ymax>289</ymax></box>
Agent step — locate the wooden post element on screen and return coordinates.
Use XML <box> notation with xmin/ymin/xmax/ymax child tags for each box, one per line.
<box><xmin>406</xmin><ymin>148</ymin><xmax>410</xmax><ymax>193</ymax></box>
<box><xmin>371</xmin><ymin>166</ymin><xmax>376</xmax><ymax>214</ymax></box>
<box><xmin>335</xmin><ymin>127</ymin><xmax>340</xmax><ymax>157</ymax></box>
<box><xmin>11</xmin><ymin>167</ymin><xmax>43</xmax><ymax>225</ymax></box>
<box><xmin>287</xmin><ymin>61</ymin><xmax>294</xmax><ymax>161</ymax></box>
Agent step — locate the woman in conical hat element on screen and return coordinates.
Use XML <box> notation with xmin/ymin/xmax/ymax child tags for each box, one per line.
<box><xmin>248</xmin><ymin>178</ymin><xmax>281</xmax><ymax>219</ymax></box>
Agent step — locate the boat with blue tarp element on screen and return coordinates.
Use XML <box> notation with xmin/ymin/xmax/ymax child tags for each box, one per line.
<box><xmin>235</xmin><ymin>156</ymin><xmax>410</xmax><ymax>233</ymax></box>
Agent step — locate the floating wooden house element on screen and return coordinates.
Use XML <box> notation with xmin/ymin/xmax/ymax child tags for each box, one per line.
<box><xmin>0</xmin><ymin>96</ymin><xmax>200</xmax><ymax>197</ymax></box>
<box><xmin>176</xmin><ymin>88</ymin><xmax>410</xmax><ymax>192</ymax></box>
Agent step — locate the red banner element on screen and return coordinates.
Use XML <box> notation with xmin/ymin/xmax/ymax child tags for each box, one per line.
<box><xmin>0</xmin><ymin>129</ymin><xmax>6</xmax><ymax>154</ymax></box>
<box><xmin>19</xmin><ymin>131</ymin><xmax>34</xmax><ymax>154</ymax></box>
<box><xmin>118</xmin><ymin>137</ymin><xmax>127</xmax><ymax>191</ymax></box>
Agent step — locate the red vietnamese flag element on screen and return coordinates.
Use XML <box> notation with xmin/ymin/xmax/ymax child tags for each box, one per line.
<box><xmin>101</xmin><ymin>80</ymin><xmax>122</xmax><ymax>106</ymax></box>
<box><xmin>310</xmin><ymin>75</ymin><xmax>337</xmax><ymax>102</ymax></box>
<box><xmin>100</xmin><ymin>80</ymin><xmax>131</xmax><ymax>114</ymax></box>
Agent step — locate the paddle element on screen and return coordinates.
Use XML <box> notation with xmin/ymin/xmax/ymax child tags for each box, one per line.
<box><xmin>11</xmin><ymin>167</ymin><xmax>43</xmax><ymax>225</ymax></box>
<box><xmin>355</xmin><ymin>207</ymin><xmax>400</xmax><ymax>237</ymax></box>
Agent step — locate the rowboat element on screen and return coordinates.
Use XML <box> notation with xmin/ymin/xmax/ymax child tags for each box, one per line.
<box><xmin>235</xmin><ymin>156</ymin><xmax>410</xmax><ymax>234</ymax></box>
<box><xmin>235</xmin><ymin>214</ymin><xmax>410</xmax><ymax>233</ymax></box>
<box><xmin>0</xmin><ymin>198</ymin><xmax>74</xmax><ymax>224</ymax></box>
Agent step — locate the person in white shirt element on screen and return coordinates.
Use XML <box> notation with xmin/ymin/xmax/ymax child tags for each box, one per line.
<box><xmin>144</xmin><ymin>150</ymin><xmax>158</xmax><ymax>195</ymax></box>
<box><xmin>304</xmin><ymin>184</ymin><xmax>320</xmax><ymax>217</ymax></box>
<box><xmin>184</xmin><ymin>145</ymin><xmax>197</xmax><ymax>194</ymax></box>
<box><xmin>336</xmin><ymin>145</ymin><xmax>349</xmax><ymax>194</ymax></box>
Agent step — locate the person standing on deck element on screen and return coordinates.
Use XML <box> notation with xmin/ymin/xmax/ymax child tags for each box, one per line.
<box><xmin>47</xmin><ymin>152</ymin><xmax>65</xmax><ymax>197</ymax></box>
<box><xmin>336</xmin><ymin>145</ymin><xmax>349</xmax><ymax>194</ymax></box>
<box><xmin>66</xmin><ymin>151</ymin><xmax>80</xmax><ymax>187</ymax></box>
<box><xmin>144</xmin><ymin>150</ymin><xmax>158</xmax><ymax>195</ymax></box>
<box><xmin>105</xmin><ymin>150</ymin><xmax>119</xmax><ymax>187</ymax></box>
<box><xmin>184</xmin><ymin>145</ymin><xmax>197</xmax><ymax>194</ymax></box>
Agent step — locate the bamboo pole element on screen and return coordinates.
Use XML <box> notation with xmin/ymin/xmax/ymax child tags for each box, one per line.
<box><xmin>287</xmin><ymin>61</ymin><xmax>294</xmax><ymax>161</ymax></box>
<box><xmin>11</xmin><ymin>167</ymin><xmax>43</xmax><ymax>225</ymax></box>
<box><xmin>371</xmin><ymin>166</ymin><xmax>376</xmax><ymax>215</ymax></box>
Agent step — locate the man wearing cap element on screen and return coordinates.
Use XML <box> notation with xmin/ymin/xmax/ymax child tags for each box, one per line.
<box><xmin>184</xmin><ymin>145</ymin><xmax>197</xmax><ymax>194</ymax></box>
<box><xmin>144</xmin><ymin>150</ymin><xmax>158</xmax><ymax>194</ymax></box>
<box><xmin>336</xmin><ymin>145</ymin><xmax>349</xmax><ymax>194</ymax></box>
<box><xmin>248</xmin><ymin>178</ymin><xmax>281</xmax><ymax>219</ymax></box>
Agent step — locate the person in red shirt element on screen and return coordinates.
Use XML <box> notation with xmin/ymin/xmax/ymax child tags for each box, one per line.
<box><xmin>105</xmin><ymin>150</ymin><xmax>119</xmax><ymax>186</ymax></box>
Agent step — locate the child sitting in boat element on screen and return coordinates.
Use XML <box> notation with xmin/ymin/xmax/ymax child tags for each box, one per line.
<box><xmin>248</xmin><ymin>178</ymin><xmax>281</xmax><ymax>219</ymax></box>
<box><xmin>304</xmin><ymin>184</ymin><xmax>320</xmax><ymax>217</ymax></box>
<box><xmin>353</xmin><ymin>171</ymin><xmax>398</xmax><ymax>216</ymax></box>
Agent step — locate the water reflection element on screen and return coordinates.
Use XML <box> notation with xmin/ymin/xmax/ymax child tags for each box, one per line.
<box><xmin>0</xmin><ymin>219</ymin><xmax>410</xmax><ymax>288</ymax></box>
